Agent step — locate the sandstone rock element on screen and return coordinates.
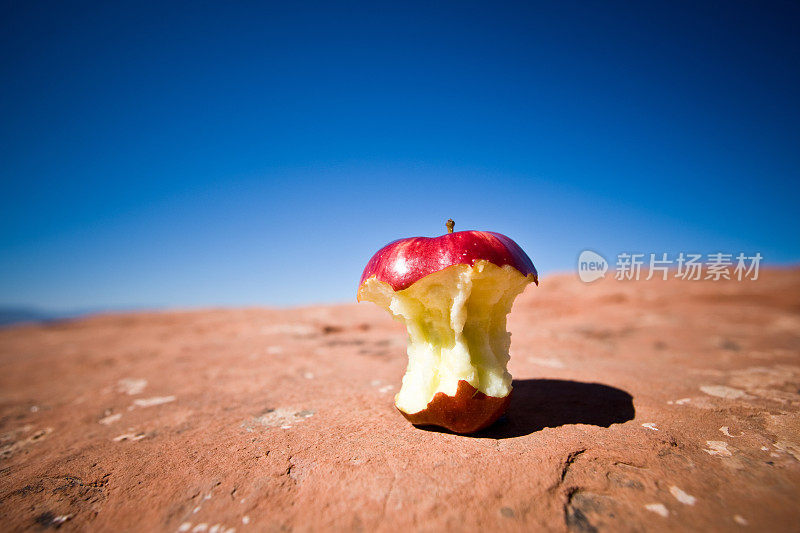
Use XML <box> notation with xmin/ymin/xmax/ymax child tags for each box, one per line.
<box><xmin>0</xmin><ymin>270</ymin><xmax>798</xmax><ymax>531</ymax></box>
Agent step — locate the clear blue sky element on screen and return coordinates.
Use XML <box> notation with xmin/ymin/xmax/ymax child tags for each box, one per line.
<box><xmin>1</xmin><ymin>1</ymin><xmax>799</xmax><ymax>310</ymax></box>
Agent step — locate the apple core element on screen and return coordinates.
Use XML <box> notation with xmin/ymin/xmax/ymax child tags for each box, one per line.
<box><xmin>358</xmin><ymin>221</ymin><xmax>537</xmax><ymax>433</ymax></box>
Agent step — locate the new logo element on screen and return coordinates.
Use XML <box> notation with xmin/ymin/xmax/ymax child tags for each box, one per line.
<box><xmin>578</xmin><ymin>250</ymin><xmax>608</xmax><ymax>283</ymax></box>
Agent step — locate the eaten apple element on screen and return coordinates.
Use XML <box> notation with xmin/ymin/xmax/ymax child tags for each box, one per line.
<box><xmin>357</xmin><ymin>219</ymin><xmax>537</xmax><ymax>433</ymax></box>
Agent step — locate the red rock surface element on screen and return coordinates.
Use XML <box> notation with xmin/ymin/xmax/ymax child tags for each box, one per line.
<box><xmin>1</xmin><ymin>269</ymin><xmax>799</xmax><ymax>532</ymax></box>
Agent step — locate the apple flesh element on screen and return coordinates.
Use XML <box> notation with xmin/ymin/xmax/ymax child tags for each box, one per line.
<box><xmin>358</xmin><ymin>228</ymin><xmax>537</xmax><ymax>434</ymax></box>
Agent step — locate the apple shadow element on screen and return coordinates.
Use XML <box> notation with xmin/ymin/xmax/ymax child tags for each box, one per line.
<box><xmin>417</xmin><ymin>379</ymin><xmax>635</xmax><ymax>439</ymax></box>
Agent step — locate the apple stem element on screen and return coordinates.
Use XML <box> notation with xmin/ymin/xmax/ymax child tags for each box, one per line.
<box><xmin>446</xmin><ymin>219</ymin><xmax>455</xmax><ymax>233</ymax></box>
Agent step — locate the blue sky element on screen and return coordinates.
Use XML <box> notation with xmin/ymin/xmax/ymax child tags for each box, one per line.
<box><xmin>1</xmin><ymin>1</ymin><xmax>799</xmax><ymax>310</ymax></box>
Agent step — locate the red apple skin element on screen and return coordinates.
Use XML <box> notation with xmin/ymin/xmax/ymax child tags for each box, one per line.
<box><xmin>357</xmin><ymin>230</ymin><xmax>537</xmax><ymax>296</ymax></box>
<box><xmin>399</xmin><ymin>380</ymin><xmax>511</xmax><ymax>434</ymax></box>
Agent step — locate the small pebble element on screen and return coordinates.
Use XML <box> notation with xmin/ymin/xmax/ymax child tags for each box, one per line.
<box><xmin>645</xmin><ymin>503</ymin><xmax>669</xmax><ymax>517</ymax></box>
<box><xmin>669</xmin><ymin>486</ymin><xmax>697</xmax><ymax>505</ymax></box>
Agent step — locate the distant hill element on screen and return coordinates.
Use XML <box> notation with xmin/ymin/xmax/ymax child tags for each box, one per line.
<box><xmin>0</xmin><ymin>307</ymin><xmax>58</xmax><ymax>326</ymax></box>
<box><xmin>0</xmin><ymin>305</ymin><xmax>163</xmax><ymax>327</ymax></box>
